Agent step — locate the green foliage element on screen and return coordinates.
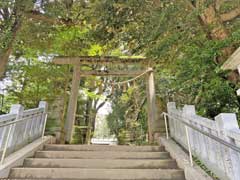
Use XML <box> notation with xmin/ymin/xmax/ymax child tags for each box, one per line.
<box><xmin>175</xmin><ymin>39</ymin><xmax>240</xmax><ymax>117</ymax></box>
<box><xmin>4</xmin><ymin>57</ymin><xmax>70</xmax><ymax>109</ymax></box>
<box><xmin>93</xmin><ymin>0</ymin><xmax>240</xmax><ymax>121</ymax></box>
<box><xmin>72</xmin><ymin>127</ymin><xmax>86</xmax><ymax>144</ymax></box>
<box><xmin>83</xmin><ymin>88</ymin><xmax>104</xmax><ymax>100</ymax></box>
<box><xmin>107</xmin><ymin>83</ymin><xmax>148</xmax><ymax>144</ymax></box>
<box><xmin>107</xmin><ymin>100</ymin><xmax>126</xmax><ymax>139</ymax></box>
<box><xmin>52</xmin><ymin>26</ymin><xmax>92</xmax><ymax>55</ymax></box>
<box><xmin>117</xmin><ymin>129</ymin><xmax>127</xmax><ymax>145</ymax></box>
<box><xmin>45</xmin><ymin>117</ymin><xmax>59</xmax><ymax>136</ymax></box>
<box><xmin>193</xmin><ymin>156</ymin><xmax>219</xmax><ymax>179</ymax></box>
<box><xmin>93</xmin><ymin>115</ymin><xmax>112</xmax><ymax>139</ymax></box>
<box><xmin>1</xmin><ymin>0</ymin><xmax>240</xmax><ymax>146</ymax></box>
<box><xmin>0</xmin><ymin>0</ymin><xmax>34</xmax><ymax>51</ymax></box>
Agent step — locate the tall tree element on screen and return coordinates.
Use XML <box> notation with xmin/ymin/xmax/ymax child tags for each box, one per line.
<box><xmin>0</xmin><ymin>0</ymin><xmax>26</xmax><ymax>77</ymax></box>
<box><xmin>93</xmin><ymin>0</ymin><xmax>240</xmax><ymax>118</ymax></box>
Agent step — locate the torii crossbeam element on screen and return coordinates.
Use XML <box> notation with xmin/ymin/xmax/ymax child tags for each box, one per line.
<box><xmin>53</xmin><ymin>56</ymin><xmax>157</xmax><ymax>143</ymax></box>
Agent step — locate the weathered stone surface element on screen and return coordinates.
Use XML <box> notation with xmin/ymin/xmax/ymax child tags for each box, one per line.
<box><xmin>10</xmin><ymin>168</ymin><xmax>185</xmax><ymax>180</ymax></box>
<box><xmin>7</xmin><ymin>144</ymin><xmax>185</xmax><ymax>180</ymax></box>
<box><xmin>166</xmin><ymin>102</ymin><xmax>240</xmax><ymax>180</ymax></box>
<box><xmin>35</xmin><ymin>150</ymin><xmax>170</xmax><ymax>159</ymax></box>
<box><xmin>44</xmin><ymin>144</ymin><xmax>165</xmax><ymax>152</ymax></box>
<box><xmin>24</xmin><ymin>158</ymin><xmax>177</xmax><ymax>169</ymax></box>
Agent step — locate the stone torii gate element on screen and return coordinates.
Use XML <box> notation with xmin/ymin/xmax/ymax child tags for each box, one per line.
<box><xmin>53</xmin><ymin>56</ymin><xmax>157</xmax><ymax>143</ymax></box>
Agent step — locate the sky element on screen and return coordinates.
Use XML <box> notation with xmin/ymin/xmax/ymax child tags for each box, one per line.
<box><xmin>0</xmin><ymin>78</ymin><xmax>11</xmax><ymax>95</ymax></box>
<box><xmin>98</xmin><ymin>101</ymin><xmax>112</xmax><ymax>115</ymax></box>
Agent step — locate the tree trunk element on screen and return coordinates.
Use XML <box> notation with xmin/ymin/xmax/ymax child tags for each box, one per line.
<box><xmin>85</xmin><ymin>110</ymin><xmax>94</xmax><ymax>145</ymax></box>
<box><xmin>91</xmin><ymin>109</ymin><xmax>97</xmax><ymax>132</ymax></box>
<box><xmin>198</xmin><ymin>4</ymin><xmax>239</xmax><ymax>83</ymax></box>
<box><xmin>86</xmin><ymin>108</ymin><xmax>98</xmax><ymax>144</ymax></box>
<box><xmin>200</xmin><ymin>5</ymin><xmax>234</xmax><ymax>63</ymax></box>
<box><xmin>186</xmin><ymin>1</ymin><xmax>238</xmax><ymax>65</ymax></box>
<box><xmin>0</xmin><ymin>19</ymin><xmax>21</xmax><ymax>79</ymax></box>
<box><xmin>0</xmin><ymin>48</ymin><xmax>12</xmax><ymax>78</ymax></box>
<box><xmin>200</xmin><ymin>5</ymin><xmax>228</xmax><ymax>40</ymax></box>
<box><xmin>84</xmin><ymin>99</ymin><xmax>92</xmax><ymax>144</ymax></box>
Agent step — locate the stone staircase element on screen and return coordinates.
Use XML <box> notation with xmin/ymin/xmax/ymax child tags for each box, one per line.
<box><xmin>7</xmin><ymin>144</ymin><xmax>185</xmax><ymax>180</ymax></box>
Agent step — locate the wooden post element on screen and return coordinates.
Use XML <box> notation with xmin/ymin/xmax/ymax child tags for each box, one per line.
<box><xmin>65</xmin><ymin>66</ymin><xmax>81</xmax><ymax>143</ymax></box>
<box><xmin>146</xmin><ymin>67</ymin><xmax>156</xmax><ymax>143</ymax></box>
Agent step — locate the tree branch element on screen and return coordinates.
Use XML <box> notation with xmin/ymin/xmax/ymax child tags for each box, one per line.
<box><xmin>2</xmin><ymin>8</ymin><xmax>10</xmax><ymax>20</ymax></box>
<box><xmin>196</xmin><ymin>0</ymin><xmax>206</xmax><ymax>10</ymax></box>
<box><xmin>24</xmin><ymin>10</ymin><xmax>74</xmax><ymax>25</ymax></box>
<box><xmin>220</xmin><ymin>7</ymin><xmax>240</xmax><ymax>22</ymax></box>
<box><xmin>134</xmin><ymin>97</ymin><xmax>147</xmax><ymax>121</ymax></box>
<box><xmin>0</xmin><ymin>19</ymin><xmax>21</xmax><ymax>78</ymax></box>
<box><xmin>96</xmin><ymin>93</ymin><xmax>112</xmax><ymax>111</ymax></box>
<box><xmin>24</xmin><ymin>11</ymin><xmax>56</xmax><ymax>24</ymax></box>
<box><xmin>96</xmin><ymin>101</ymin><xmax>106</xmax><ymax>111</ymax></box>
<box><xmin>215</xmin><ymin>0</ymin><xmax>226</xmax><ymax>11</ymax></box>
<box><xmin>184</xmin><ymin>0</ymin><xmax>196</xmax><ymax>10</ymax></box>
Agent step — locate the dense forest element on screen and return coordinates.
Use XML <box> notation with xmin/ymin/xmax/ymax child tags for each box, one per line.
<box><xmin>0</xmin><ymin>0</ymin><xmax>239</xmax><ymax>144</ymax></box>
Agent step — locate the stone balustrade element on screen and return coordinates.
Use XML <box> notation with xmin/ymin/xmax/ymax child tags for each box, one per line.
<box><xmin>167</xmin><ymin>102</ymin><xmax>240</xmax><ymax>180</ymax></box>
<box><xmin>0</xmin><ymin>101</ymin><xmax>48</xmax><ymax>164</ymax></box>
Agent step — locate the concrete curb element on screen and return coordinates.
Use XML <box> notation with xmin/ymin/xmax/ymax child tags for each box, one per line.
<box><xmin>0</xmin><ymin>136</ymin><xmax>53</xmax><ymax>178</ymax></box>
<box><xmin>160</xmin><ymin>137</ymin><xmax>213</xmax><ymax>180</ymax></box>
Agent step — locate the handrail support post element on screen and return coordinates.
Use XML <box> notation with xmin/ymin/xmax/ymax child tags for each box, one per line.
<box><xmin>163</xmin><ymin>113</ymin><xmax>169</xmax><ymax>139</ymax></box>
<box><xmin>185</xmin><ymin>125</ymin><xmax>193</xmax><ymax>167</ymax></box>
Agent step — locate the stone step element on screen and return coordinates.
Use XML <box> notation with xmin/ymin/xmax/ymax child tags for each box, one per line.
<box><xmin>44</xmin><ymin>144</ymin><xmax>164</xmax><ymax>152</ymax></box>
<box><xmin>10</xmin><ymin>168</ymin><xmax>185</xmax><ymax>180</ymax></box>
<box><xmin>24</xmin><ymin>158</ymin><xmax>177</xmax><ymax>169</ymax></box>
<box><xmin>4</xmin><ymin>179</ymin><xmax>184</xmax><ymax>180</ymax></box>
<box><xmin>35</xmin><ymin>151</ymin><xmax>170</xmax><ymax>159</ymax></box>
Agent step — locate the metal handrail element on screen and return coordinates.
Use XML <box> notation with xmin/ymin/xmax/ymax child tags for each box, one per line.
<box><xmin>162</xmin><ymin>112</ymin><xmax>240</xmax><ymax>166</ymax></box>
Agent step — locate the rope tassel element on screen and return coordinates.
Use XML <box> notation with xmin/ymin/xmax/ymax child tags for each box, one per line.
<box><xmin>111</xmin><ymin>83</ymin><xmax>115</xmax><ymax>94</ymax></box>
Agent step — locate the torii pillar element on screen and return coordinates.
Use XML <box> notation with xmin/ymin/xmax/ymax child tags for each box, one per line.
<box><xmin>65</xmin><ymin>66</ymin><xmax>81</xmax><ymax>143</ymax></box>
<box><xmin>146</xmin><ymin>67</ymin><xmax>156</xmax><ymax>143</ymax></box>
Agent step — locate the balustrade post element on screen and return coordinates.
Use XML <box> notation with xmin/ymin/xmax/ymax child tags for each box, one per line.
<box><xmin>10</xmin><ymin>105</ymin><xmax>24</xmax><ymax>119</ymax></box>
<box><xmin>38</xmin><ymin>101</ymin><xmax>48</xmax><ymax>138</ymax></box>
<box><xmin>167</xmin><ymin>102</ymin><xmax>176</xmax><ymax>139</ymax></box>
<box><xmin>215</xmin><ymin>113</ymin><xmax>240</xmax><ymax>180</ymax></box>
<box><xmin>1</xmin><ymin>104</ymin><xmax>23</xmax><ymax>164</ymax></box>
<box><xmin>9</xmin><ymin>105</ymin><xmax>24</xmax><ymax>150</ymax></box>
<box><xmin>182</xmin><ymin>105</ymin><xmax>197</xmax><ymax>154</ymax></box>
